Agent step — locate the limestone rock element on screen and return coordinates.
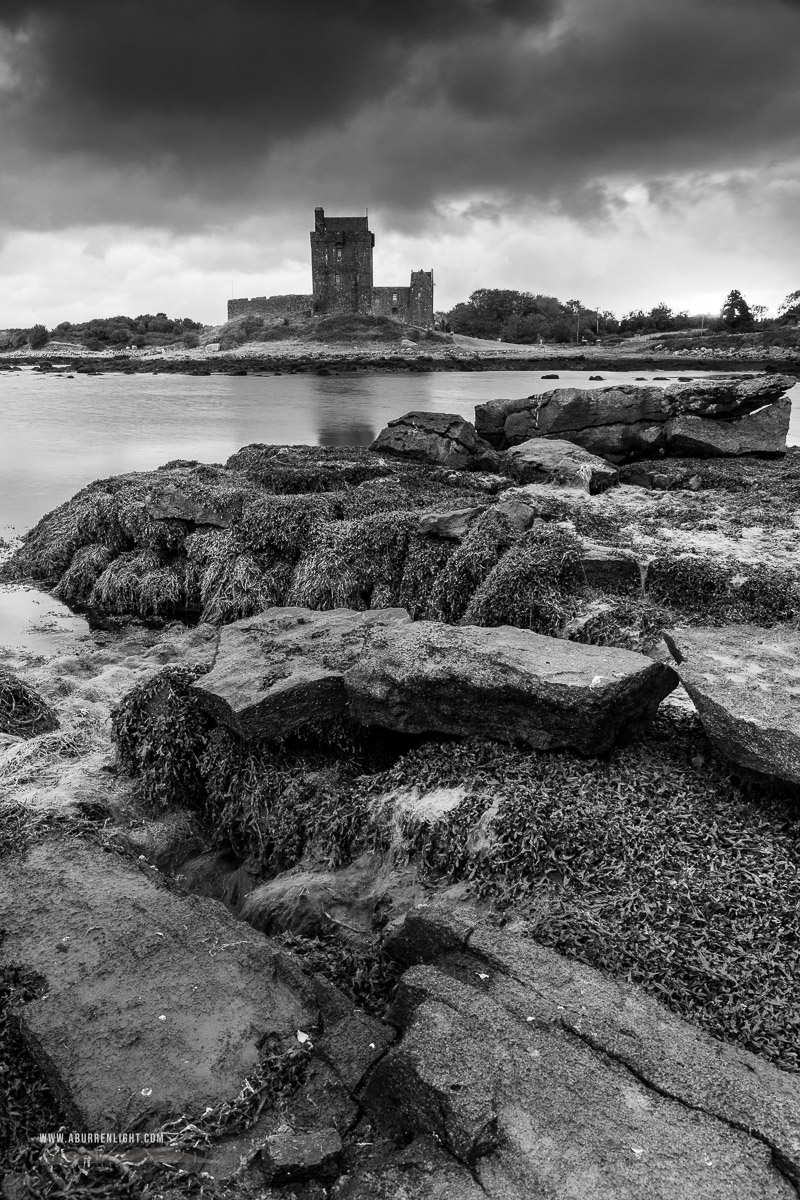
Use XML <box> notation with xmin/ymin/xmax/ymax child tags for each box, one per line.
<box><xmin>662</xmin><ymin>397</ymin><xmax>791</xmax><ymax>457</ymax></box>
<box><xmin>417</xmin><ymin>505</ymin><xmax>486</xmax><ymax>539</ymax></box>
<box><xmin>500</xmin><ymin>437</ymin><xmax>619</xmax><ymax>494</ymax></box>
<box><xmin>370</xmin><ymin>412</ymin><xmax>500</xmax><ymax>471</ymax></box>
<box><xmin>344</xmin><ymin>620</ymin><xmax>677</xmax><ymax>754</ymax></box>
<box><xmin>664</xmin><ymin>624</ymin><xmax>800</xmax><ymax>784</ymax></box>
<box><xmin>475</xmin><ymin>375</ymin><xmax>794</xmax><ymax>461</ymax></box>
<box><xmin>361</xmin><ymin>905</ymin><xmax>800</xmax><ymax>1198</ymax></box>
<box><xmin>475</xmin><ymin>386</ymin><xmax>669</xmax><ymax>448</ymax></box>
<box><xmin>193</xmin><ymin>606</ymin><xmax>411</xmax><ymax>743</ymax></box>
<box><xmin>143</xmin><ymin>480</ymin><xmax>244</xmax><ymax>527</ymax></box>
<box><xmin>664</xmin><ymin>373</ymin><xmax>796</xmax><ymax>419</ymax></box>
<box><xmin>580</xmin><ymin>542</ymin><xmax>641</xmax><ymax>591</ymax></box>
<box><xmin>334</xmin><ymin>1134</ymin><xmax>485</xmax><ymax>1200</ymax></box>
<box><xmin>0</xmin><ymin>838</ymin><xmax>317</xmax><ymax>1129</ymax></box>
<box><xmin>261</xmin><ymin>1128</ymin><xmax>342</xmax><ymax>1185</ymax></box>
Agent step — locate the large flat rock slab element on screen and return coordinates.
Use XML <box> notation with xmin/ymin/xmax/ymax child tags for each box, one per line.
<box><xmin>194</xmin><ymin>606</ymin><xmax>411</xmax><ymax>742</ymax></box>
<box><xmin>364</xmin><ymin>905</ymin><xmax>800</xmax><ymax>1198</ymax></box>
<box><xmin>344</xmin><ymin>620</ymin><xmax>677</xmax><ymax>754</ymax></box>
<box><xmin>665</xmin><ymin>624</ymin><xmax>800</xmax><ymax>784</ymax></box>
<box><xmin>0</xmin><ymin>838</ymin><xmax>317</xmax><ymax>1130</ymax></box>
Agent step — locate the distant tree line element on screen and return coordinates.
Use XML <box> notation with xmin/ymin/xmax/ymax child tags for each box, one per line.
<box><xmin>444</xmin><ymin>288</ymin><xmax>800</xmax><ymax>344</ymax></box>
<box><xmin>0</xmin><ymin>313</ymin><xmax>203</xmax><ymax>352</ymax></box>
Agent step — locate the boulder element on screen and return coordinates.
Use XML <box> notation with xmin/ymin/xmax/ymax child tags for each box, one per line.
<box><xmin>193</xmin><ymin>606</ymin><xmax>411</xmax><ymax>743</ymax></box>
<box><xmin>500</xmin><ymin>437</ymin><xmax>619</xmax><ymax>494</ymax></box>
<box><xmin>0</xmin><ymin>838</ymin><xmax>317</xmax><ymax>1129</ymax></box>
<box><xmin>344</xmin><ymin>620</ymin><xmax>677</xmax><ymax>754</ymax></box>
<box><xmin>370</xmin><ymin>412</ymin><xmax>500</xmax><ymax>472</ymax></box>
<box><xmin>661</xmin><ymin>397</ymin><xmax>791</xmax><ymax>457</ymax></box>
<box><xmin>664</xmin><ymin>624</ymin><xmax>800</xmax><ymax>784</ymax></box>
<box><xmin>475</xmin><ymin>375</ymin><xmax>795</xmax><ymax>461</ymax></box>
<box><xmin>362</xmin><ymin>905</ymin><xmax>800</xmax><ymax>1198</ymax></box>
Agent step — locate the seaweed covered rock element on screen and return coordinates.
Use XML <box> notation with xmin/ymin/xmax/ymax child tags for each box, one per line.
<box><xmin>475</xmin><ymin>374</ymin><xmax>795</xmax><ymax>461</ymax></box>
<box><xmin>345</xmin><ymin>620</ymin><xmax>677</xmax><ymax>754</ymax></box>
<box><xmin>363</xmin><ymin>906</ymin><xmax>800</xmax><ymax>1197</ymax></box>
<box><xmin>370</xmin><ymin>412</ymin><xmax>500</xmax><ymax>472</ymax></box>
<box><xmin>665</xmin><ymin>624</ymin><xmax>800</xmax><ymax>784</ymax></box>
<box><xmin>501</xmin><ymin>437</ymin><xmax>619</xmax><ymax>493</ymax></box>
<box><xmin>0</xmin><ymin>668</ymin><xmax>58</xmax><ymax>737</ymax></box>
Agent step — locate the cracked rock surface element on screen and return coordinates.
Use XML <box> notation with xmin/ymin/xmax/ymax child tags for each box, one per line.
<box><xmin>364</xmin><ymin>905</ymin><xmax>800</xmax><ymax>1199</ymax></box>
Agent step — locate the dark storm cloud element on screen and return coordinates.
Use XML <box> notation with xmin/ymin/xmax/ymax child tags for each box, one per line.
<box><xmin>0</xmin><ymin>0</ymin><xmax>799</xmax><ymax>233</ymax></box>
<box><xmin>0</xmin><ymin>1</ymin><xmax>552</xmax><ymax>153</ymax></box>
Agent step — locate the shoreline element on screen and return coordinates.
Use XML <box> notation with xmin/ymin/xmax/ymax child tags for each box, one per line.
<box><xmin>2</xmin><ymin>350</ymin><xmax>800</xmax><ymax>377</ymax></box>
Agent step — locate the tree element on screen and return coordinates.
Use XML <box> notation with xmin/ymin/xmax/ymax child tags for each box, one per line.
<box><xmin>778</xmin><ymin>290</ymin><xmax>800</xmax><ymax>324</ymax></box>
<box><xmin>720</xmin><ymin>289</ymin><xmax>754</xmax><ymax>331</ymax></box>
<box><xmin>28</xmin><ymin>323</ymin><xmax>48</xmax><ymax>349</ymax></box>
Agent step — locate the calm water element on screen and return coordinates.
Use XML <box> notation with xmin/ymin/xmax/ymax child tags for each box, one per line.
<box><xmin>2</xmin><ymin>366</ymin><xmax>798</xmax><ymax>651</ymax></box>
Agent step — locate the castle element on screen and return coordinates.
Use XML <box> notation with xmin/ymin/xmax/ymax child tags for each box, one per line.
<box><xmin>228</xmin><ymin>208</ymin><xmax>435</xmax><ymax>328</ymax></box>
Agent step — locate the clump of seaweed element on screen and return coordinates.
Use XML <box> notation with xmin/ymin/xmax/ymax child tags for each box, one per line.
<box><xmin>53</xmin><ymin>543</ymin><xmax>115</xmax><ymax>607</ymax></box>
<box><xmin>428</xmin><ymin>508</ymin><xmax>519</xmax><ymax>622</ymax></box>
<box><xmin>88</xmin><ymin>549</ymin><xmax>189</xmax><ymax>618</ymax></box>
<box><xmin>287</xmin><ymin>512</ymin><xmax>417</xmax><ymax>610</ymax></box>
<box><xmin>111</xmin><ymin>664</ymin><xmax>213</xmax><ymax>812</ymax></box>
<box><xmin>565</xmin><ymin>597</ymin><xmax>670</xmax><ymax>653</ymax></box>
<box><xmin>397</xmin><ymin>531</ymin><xmax>457</xmax><ymax>619</ymax></box>
<box><xmin>0</xmin><ymin>669</ymin><xmax>59</xmax><ymax>738</ymax></box>
<box><xmin>463</xmin><ymin>525</ymin><xmax>584</xmax><ymax>634</ymax></box>
<box><xmin>647</xmin><ymin>551</ymin><xmax>799</xmax><ymax>625</ymax></box>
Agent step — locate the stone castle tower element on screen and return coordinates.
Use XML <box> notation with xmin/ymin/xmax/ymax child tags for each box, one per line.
<box><xmin>228</xmin><ymin>208</ymin><xmax>434</xmax><ymax>328</ymax></box>
<box><xmin>310</xmin><ymin>208</ymin><xmax>374</xmax><ymax>315</ymax></box>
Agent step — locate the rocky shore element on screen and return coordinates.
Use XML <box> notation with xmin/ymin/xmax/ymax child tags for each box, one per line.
<box><xmin>2</xmin><ymin>374</ymin><xmax>800</xmax><ymax>1199</ymax></box>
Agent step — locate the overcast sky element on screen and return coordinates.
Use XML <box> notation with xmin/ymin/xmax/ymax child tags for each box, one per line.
<box><xmin>1</xmin><ymin>0</ymin><xmax>799</xmax><ymax>327</ymax></box>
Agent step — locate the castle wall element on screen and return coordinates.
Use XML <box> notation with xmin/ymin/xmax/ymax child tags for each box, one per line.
<box><xmin>227</xmin><ymin>294</ymin><xmax>312</xmax><ymax>320</ymax></box>
<box><xmin>371</xmin><ymin>286</ymin><xmax>411</xmax><ymax>321</ymax></box>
